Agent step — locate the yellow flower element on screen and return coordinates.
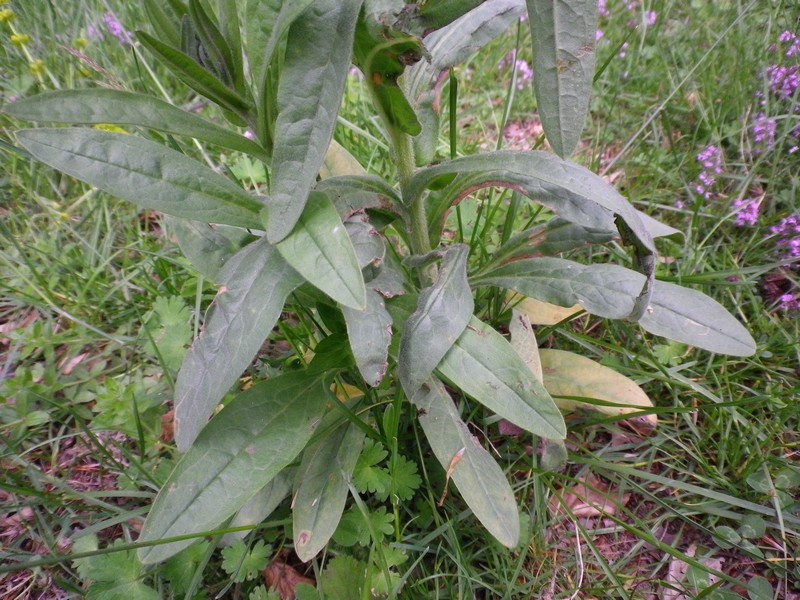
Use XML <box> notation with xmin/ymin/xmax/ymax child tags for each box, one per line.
<box><xmin>0</xmin><ymin>9</ymin><xmax>15</xmax><ymax>23</ymax></box>
<box><xmin>74</xmin><ymin>37</ymin><xmax>88</xmax><ymax>49</ymax></box>
<box><xmin>29</xmin><ymin>59</ymin><xmax>45</xmax><ymax>75</ymax></box>
<box><xmin>11</xmin><ymin>33</ymin><xmax>30</xmax><ymax>47</ymax></box>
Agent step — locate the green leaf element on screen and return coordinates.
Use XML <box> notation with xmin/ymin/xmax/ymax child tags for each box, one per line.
<box><xmin>526</xmin><ymin>0</ymin><xmax>597</xmax><ymax>157</ymax></box>
<box><xmin>244</xmin><ymin>0</ymin><xmax>316</xmax><ymax>105</ymax></box>
<box><xmin>143</xmin><ymin>0</ymin><xmax>182</xmax><ymax>48</ymax></box>
<box><xmin>315</xmin><ymin>174</ymin><xmax>404</xmax><ymax>218</ymax></box>
<box><xmin>411</xmin><ymin>379</ymin><xmax>520</xmax><ymax>548</ymax></box>
<box><xmin>162</xmin><ymin>542</ymin><xmax>210</xmax><ymax>594</ymax></box>
<box><xmin>224</xmin><ymin>470</ymin><xmax>293</xmax><ymax>544</ymax></box>
<box><xmin>352</xmin><ymin>439</ymin><xmax>391</xmax><ymax>498</ymax></box>
<box><xmin>188</xmin><ymin>0</ymin><xmax>237</xmax><ymax>88</ymax></box>
<box><xmin>141</xmin><ymin>296</ymin><xmax>192</xmax><ymax>371</ymax></box>
<box><xmin>166</xmin><ymin>217</ymin><xmax>255</xmax><ymax>282</ymax></box>
<box><xmin>137</xmin><ymin>31</ymin><xmax>252</xmax><ymax>115</ymax></box>
<box><xmin>406</xmin><ymin>151</ymin><xmax>654</xmax><ymax>255</ymax></box>
<box><xmin>277</xmin><ymin>192</ymin><xmax>366</xmax><ymax>310</ymax></box>
<box><xmin>415</xmin><ymin>0</ymin><xmax>487</xmax><ymax>30</ymax></box>
<box><xmin>640</xmin><ymin>280</ymin><xmax>756</xmax><ymax>356</ymax></box>
<box><xmin>473</xmin><ymin>258</ymin><xmax>756</xmax><ymax>356</ymax></box>
<box><xmin>293</xmin><ymin>419</ymin><xmax>366</xmax><ymax>561</ymax></box>
<box><xmin>5</xmin><ymin>90</ymin><xmax>268</xmax><ymax>160</ymax></box>
<box><xmin>86</xmin><ymin>581</ymin><xmax>158</xmax><ymax>600</ymax></box>
<box><xmin>390</xmin><ymin>455</ymin><xmax>422</xmax><ymax>502</ymax></box>
<box><xmin>265</xmin><ymin>0</ymin><xmax>362</xmax><ymax>243</ymax></box>
<box><xmin>139</xmin><ymin>371</ymin><xmax>331</xmax><ymax>564</ymax></box>
<box><xmin>221</xmin><ymin>539</ymin><xmax>270</xmax><ymax>582</ymax></box>
<box><xmin>404</xmin><ymin>0</ymin><xmax>525</xmax><ymax>164</ymax></box>
<box><xmin>437</xmin><ymin>316</ymin><xmax>565</xmax><ymax>439</ymax></box>
<box><xmin>342</xmin><ymin>290</ymin><xmax>392</xmax><ymax>387</ymax></box>
<box><xmin>398</xmin><ymin>244</ymin><xmax>473</xmax><ymax>398</ymax></box>
<box><xmin>319</xmin><ymin>554</ymin><xmax>365</xmax><ymax>600</ymax></box>
<box><xmin>539</xmin><ymin>349</ymin><xmax>656</xmax><ymax>428</ymax></box>
<box><xmin>174</xmin><ymin>238</ymin><xmax>303</xmax><ymax>451</ymax></box>
<box><xmin>217</xmin><ymin>0</ymin><xmax>245</xmax><ymax>92</ymax></box>
<box><xmin>16</xmin><ymin>128</ymin><xmax>263</xmax><ymax>229</ymax></box>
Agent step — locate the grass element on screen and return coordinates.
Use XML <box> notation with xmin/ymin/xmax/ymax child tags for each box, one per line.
<box><xmin>1</xmin><ymin>0</ymin><xmax>799</xmax><ymax>598</ymax></box>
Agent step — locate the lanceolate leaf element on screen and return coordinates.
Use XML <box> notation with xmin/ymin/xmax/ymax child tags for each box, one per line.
<box><xmin>137</xmin><ymin>31</ymin><xmax>252</xmax><ymax>115</ymax></box>
<box><xmin>174</xmin><ymin>238</ymin><xmax>304</xmax><ymax>451</ymax></box>
<box><xmin>276</xmin><ymin>192</ymin><xmax>366</xmax><ymax>310</ymax></box>
<box><xmin>398</xmin><ymin>245</ymin><xmax>473</xmax><ymax>398</ymax></box>
<box><xmin>411</xmin><ymin>379</ymin><xmax>520</xmax><ymax>548</ymax></box>
<box><xmin>266</xmin><ymin>0</ymin><xmax>362</xmax><ymax>243</ymax></box>
<box><xmin>539</xmin><ymin>349</ymin><xmax>656</xmax><ymax>428</ymax></box>
<box><xmin>16</xmin><ymin>128</ymin><xmax>263</xmax><ymax>228</ymax></box>
<box><xmin>404</xmin><ymin>0</ymin><xmax>525</xmax><ymax>163</ymax></box>
<box><xmin>641</xmin><ymin>280</ymin><xmax>755</xmax><ymax>357</ymax></box>
<box><xmin>165</xmin><ymin>217</ymin><xmax>255</xmax><ymax>282</ymax></box>
<box><xmin>437</xmin><ymin>316</ymin><xmax>565</xmax><ymax>439</ymax></box>
<box><xmin>224</xmin><ymin>470</ymin><xmax>293</xmax><ymax>544</ymax></box>
<box><xmin>294</xmin><ymin>419</ymin><xmax>366</xmax><ymax>562</ymax></box>
<box><xmin>473</xmin><ymin>257</ymin><xmax>756</xmax><ymax>356</ymax></box>
<box><xmin>6</xmin><ymin>90</ymin><xmax>268</xmax><ymax>160</ymax></box>
<box><xmin>343</xmin><ymin>290</ymin><xmax>393</xmax><ymax>387</ymax></box>
<box><xmin>244</xmin><ymin>0</ymin><xmax>316</xmax><ymax>104</ymax></box>
<box><xmin>527</xmin><ymin>0</ymin><xmax>597</xmax><ymax>157</ymax></box>
<box><xmin>406</xmin><ymin>151</ymin><xmax>654</xmax><ymax>255</ymax></box>
<box><xmin>139</xmin><ymin>371</ymin><xmax>331</xmax><ymax>564</ymax></box>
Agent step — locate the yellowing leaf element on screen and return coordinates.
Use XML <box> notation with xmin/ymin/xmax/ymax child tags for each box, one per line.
<box><xmin>539</xmin><ymin>349</ymin><xmax>656</xmax><ymax>430</ymax></box>
<box><xmin>509</xmin><ymin>292</ymin><xmax>582</xmax><ymax>325</ymax></box>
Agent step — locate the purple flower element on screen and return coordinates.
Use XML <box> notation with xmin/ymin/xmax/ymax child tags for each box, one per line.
<box><xmin>498</xmin><ymin>50</ymin><xmax>533</xmax><ymax>90</ymax></box>
<box><xmin>644</xmin><ymin>11</ymin><xmax>657</xmax><ymax>27</ymax></box>
<box><xmin>752</xmin><ymin>113</ymin><xmax>777</xmax><ymax>149</ymax></box>
<box><xmin>770</xmin><ymin>214</ymin><xmax>800</xmax><ymax>262</ymax></box>
<box><xmin>103</xmin><ymin>12</ymin><xmax>132</xmax><ymax>46</ymax></box>
<box><xmin>778</xmin><ymin>30</ymin><xmax>800</xmax><ymax>58</ymax></box>
<box><xmin>689</xmin><ymin>145</ymin><xmax>725</xmax><ymax>202</ymax></box>
<box><xmin>733</xmin><ymin>198</ymin><xmax>761</xmax><ymax>227</ymax></box>
<box><xmin>765</xmin><ymin>64</ymin><xmax>799</xmax><ymax>100</ymax></box>
<box><xmin>598</xmin><ymin>0</ymin><xmax>610</xmax><ymax>18</ymax></box>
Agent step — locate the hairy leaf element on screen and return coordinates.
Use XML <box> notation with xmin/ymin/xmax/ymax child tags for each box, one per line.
<box><xmin>16</xmin><ymin>128</ymin><xmax>263</xmax><ymax>228</ymax></box>
<box><xmin>437</xmin><ymin>316</ymin><xmax>565</xmax><ymax>439</ymax></box>
<box><xmin>398</xmin><ymin>245</ymin><xmax>473</xmax><ymax>398</ymax></box>
<box><xmin>276</xmin><ymin>192</ymin><xmax>366</xmax><ymax>310</ymax></box>
<box><xmin>343</xmin><ymin>290</ymin><xmax>393</xmax><ymax>387</ymax></box>
<box><xmin>139</xmin><ymin>371</ymin><xmax>330</xmax><ymax>564</ymax></box>
<box><xmin>474</xmin><ymin>257</ymin><xmax>755</xmax><ymax>356</ymax></box>
<box><xmin>406</xmin><ymin>151</ymin><xmax>654</xmax><ymax>255</ymax></box>
<box><xmin>174</xmin><ymin>238</ymin><xmax>304</xmax><ymax>451</ymax></box>
<box><xmin>411</xmin><ymin>379</ymin><xmax>520</xmax><ymax>548</ymax></box>
<box><xmin>294</xmin><ymin>419</ymin><xmax>365</xmax><ymax>562</ymax></box>
<box><xmin>539</xmin><ymin>349</ymin><xmax>656</xmax><ymax>428</ymax></box>
<box><xmin>223</xmin><ymin>470</ymin><xmax>293</xmax><ymax>544</ymax></box>
<box><xmin>165</xmin><ymin>217</ymin><xmax>255</xmax><ymax>282</ymax></box>
<box><xmin>137</xmin><ymin>31</ymin><xmax>252</xmax><ymax>114</ymax></box>
<box><xmin>5</xmin><ymin>90</ymin><xmax>267</xmax><ymax>160</ymax></box>
<box><xmin>266</xmin><ymin>0</ymin><xmax>362</xmax><ymax>243</ymax></box>
<box><xmin>527</xmin><ymin>0</ymin><xmax>597</xmax><ymax>157</ymax></box>
<box><xmin>404</xmin><ymin>0</ymin><xmax>526</xmax><ymax>164</ymax></box>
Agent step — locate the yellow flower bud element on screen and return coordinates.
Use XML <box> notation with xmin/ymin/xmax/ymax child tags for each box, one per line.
<box><xmin>11</xmin><ymin>33</ymin><xmax>30</xmax><ymax>47</ymax></box>
<box><xmin>29</xmin><ymin>59</ymin><xmax>45</xmax><ymax>75</ymax></box>
<box><xmin>0</xmin><ymin>9</ymin><xmax>16</xmax><ymax>23</ymax></box>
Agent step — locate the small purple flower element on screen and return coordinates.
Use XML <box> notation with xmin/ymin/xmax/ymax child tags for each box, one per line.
<box><xmin>644</xmin><ymin>11</ymin><xmax>657</xmax><ymax>27</ymax></box>
<box><xmin>765</xmin><ymin>64</ymin><xmax>799</xmax><ymax>100</ymax></box>
<box><xmin>618</xmin><ymin>42</ymin><xmax>629</xmax><ymax>58</ymax></box>
<box><xmin>103</xmin><ymin>12</ymin><xmax>132</xmax><ymax>46</ymax></box>
<box><xmin>598</xmin><ymin>0</ymin><xmax>610</xmax><ymax>18</ymax></box>
<box><xmin>86</xmin><ymin>24</ymin><xmax>103</xmax><ymax>41</ymax></box>
<box><xmin>243</xmin><ymin>130</ymin><xmax>255</xmax><ymax>140</ymax></box>
<box><xmin>770</xmin><ymin>214</ymin><xmax>800</xmax><ymax>262</ymax></box>
<box><xmin>778</xmin><ymin>30</ymin><xmax>800</xmax><ymax>58</ymax></box>
<box><xmin>498</xmin><ymin>50</ymin><xmax>533</xmax><ymax>90</ymax></box>
<box><xmin>752</xmin><ymin>113</ymin><xmax>777</xmax><ymax>150</ymax></box>
<box><xmin>733</xmin><ymin>198</ymin><xmax>761</xmax><ymax>227</ymax></box>
<box><xmin>689</xmin><ymin>145</ymin><xmax>725</xmax><ymax>202</ymax></box>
